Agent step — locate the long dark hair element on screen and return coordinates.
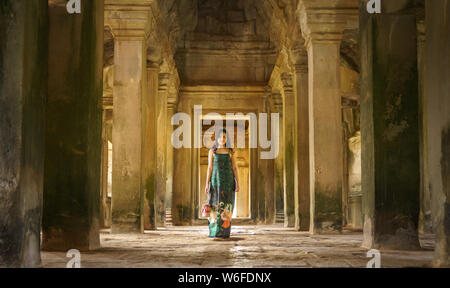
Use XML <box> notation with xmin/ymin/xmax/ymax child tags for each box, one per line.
<box><xmin>212</xmin><ymin>128</ymin><xmax>234</xmax><ymax>155</ymax></box>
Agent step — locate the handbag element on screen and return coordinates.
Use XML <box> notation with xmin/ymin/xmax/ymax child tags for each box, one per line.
<box><xmin>201</xmin><ymin>202</ymin><xmax>211</xmax><ymax>217</ymax></box>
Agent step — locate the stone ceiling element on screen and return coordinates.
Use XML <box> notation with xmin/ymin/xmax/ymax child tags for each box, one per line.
<box><xmin>104</xmin><ymin>0</ymin><xmax>361</xmax><ymax>81</ymax></box>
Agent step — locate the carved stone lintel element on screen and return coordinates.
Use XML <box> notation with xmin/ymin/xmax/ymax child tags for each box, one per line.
<box><xmin>416</xmin><ymin>20</ymin><xmax>426</xmax><ymax>45</ymax></box>
<box><xmin>297</xmin><ymin>0</ymin><xmax>359</xmax><ymax>48</ymax></box>
<box><xmin>294</xmin><ymin>64</ymin><xmax>308</xmax><ymax>74</ymax></box>
<box><xmin>147</xmin><ymin>61</ymin><xmax>160</xmax><ymax>71</ymax></box>
<box><xmin>105</xmin><ymin>0</ymin><xmax>154</xmax><ymax>40</ymax></box>
<box><xmin>158</xmin><ymin>73</ymin><xmax>171</xmax><ymax>93</ymax></box>
<box><xmin>281</xmin><ymin>73</ymin><xmax>294</xmax><ymax>93</ymax></box>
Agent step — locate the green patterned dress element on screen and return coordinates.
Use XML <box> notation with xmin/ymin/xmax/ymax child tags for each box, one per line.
<box><xmin>207</xmin><ymin>152</ymin><xmax>236</xmax><ymax>238</ymax></box>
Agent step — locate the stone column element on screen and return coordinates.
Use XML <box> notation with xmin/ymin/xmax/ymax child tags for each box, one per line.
<box><xmin>263</xmin><ymin>96</ymin><xmax>276</xmax><ymax>224</ymax></box>
<box><xmin>100</xmin><ymin>111</ymin><xmax>109</xmax><ymax>228</ymax></box>
<box><xmin>425</xmin><ymin>0</ymin><xmax>450</xmax><ymax>266</ymax></box>
<box><xmin>143</xmin><ymin>64</ymin><xmax>159</xmax><ymax>230</ymax></box>
<box><xmin>360</xmin><ymin>3</ymin><xmax>421</xmax><ymax>249</ymax></box>
<box><xmin>166</xmin><ymin>103</ymin><xmax>176</xmax><ymax>211</ymax></box>
<box><xmin>299</xmin><ymin>1</ymin><xmax>358</xmax><ymax>233</ymax></box>
<box><xmin>282</xmin><ymin>74</ymin><xmax>296</xmax><ymax>227</ymax></box>
<box><xmin>172</xmin><ymin>99</ymin><xmax>193</xmax><ymax>226</ymax></box>
<box><xmin>43</xmin><ymin>0</ymin><xmax>103</xmax><ymax>251</ymax></box>
<box><xmin>155</xmin><ymin>74</ymin><xmax>170</xmax><ymax>227</ymax></box>
<box><xmin>0</xmin><ymin>0</ymin><xmax>47</xmax><ymax>267</ymax></box>
<box><xmin>293</xmin><ymin>57</ymin><xmax>310</xmax><ymax>231</ymax></box>
<box><xmin>417</xmin><ymin>20</ymin><xmax>432</xmax><ymax>234</ymax></box>
<box><xmin>105</xmin><ymin>3</ymin><xmax>152</xmax><ymax>233</ymax></box>
<box><xmin>273</xmin><ymin>94</ymin><xmax>284</xmax><ymax>219</ymax></box>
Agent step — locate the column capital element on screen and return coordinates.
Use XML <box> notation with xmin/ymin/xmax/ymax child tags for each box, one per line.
<box><xmin>147</xmin><ymin>62</ymin><xmax>160</xmax><ymax>72</ymax></box>
<box><xmin>272</xmin><ymin>92</ymin><xmax>283</xmax><ymax>114</ymax></box>
<box><xmin>289</xmin><ymin>46</ymin><xmax>308</xmax><ymax>72</ymax></box>
<box><xmin>297</xmin><ymin>0</ymin><xmax>359</xmax><ymax>47</ymax></box>
<box><xmin>158</xmin><ymin>73</ymin><xmax>172</xmax><ymax>93</ymax></box>
<box><xmin>105</xmin><ymin>0</ymin><xmax>154</xmax><ymax>41</ymax></box>
<box><xmin>416</xmin><ymin>20</ymin><xmax>426</xmax><ymax>44</ymax></box>
<box><xmin>168</xmin><ymin>92</ymin><xmax>179</xmax><ymax>109</ymax></box>
<box><xmin>281</xmin><ymin>73</ymin><xmax>294</xmax><ymax>94</ymax></box>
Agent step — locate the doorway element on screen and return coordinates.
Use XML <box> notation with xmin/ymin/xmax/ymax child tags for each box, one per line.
<box><xmin>198</xmin><ymin>115</ymin><xmax>252</xmax><ymax>219</ymax></box>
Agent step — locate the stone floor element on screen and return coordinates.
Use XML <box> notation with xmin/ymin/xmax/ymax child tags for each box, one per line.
<box><xmin>41</xmin><ymin>224</ymin><xmax>435</xmax><ymax>268</ymax></box>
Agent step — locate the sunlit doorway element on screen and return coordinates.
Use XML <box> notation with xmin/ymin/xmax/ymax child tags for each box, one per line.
<box><xmin>198</xmin><ymin>114</ymin><xmax>252</xmax><ymax>219</ymax></box>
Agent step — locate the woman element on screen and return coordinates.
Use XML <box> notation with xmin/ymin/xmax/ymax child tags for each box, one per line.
<box><xmin>204</xmin><ymin>129</ymin><xmax>240</xmax><ymax>238</ymax></box>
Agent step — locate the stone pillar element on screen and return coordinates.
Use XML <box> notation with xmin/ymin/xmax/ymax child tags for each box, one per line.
<box><xmin>105</xmin><ymin>3</ymin><xmax>153</xmax><ymax>233</ymax></box>
<box><xmin>143</xmin><ymin>64</ymin><xmax>159</xmax><ymax>230</ymax></box>
<box><xmin>425</xmin><ymin>0</ymin><xmax>450</xmax><ymax>266</ymax></box>
<box><xmin>360</xmin><ymin>3</ymin><xmax>421</xmax><ymax>249</ymax></box>
<box><xmin>43</xmin><ymin>0</ymin><xmax>103</xmax><ymax>251</ymax></box>
<box><xmin>100</xmin><ymin>111</ymin><xmax>109</xmax><ymax>228</ymax></box>
<box><xmin>273</xmin><ymin>95</ymin><xmax>284</xmax><ymax>218</ymax></box>
<box><xmin>172</xmin><ymin>100</ymin><xmax>193</xmax><ymax>226</ymax></box>
<box><xmin>293</xmin><ymin>58</ymin><xmax>310</xmax><ymax>231</ymax></box>
<box><xmin>417</xmin><ymin>20</ymin><xmax>432</xmax><ymax>234</ymax></box>
<box><xmin>263</xmin><ymin>96</ymin><xmax>276</xmax><ymax>225</ymax></box>
<box><xmin>111</xmin><ymin>38</ymin><xmax>147</xmax><ymax>233</ymax></box>
<box><xmin>282</xmin><ymin>74</ymin><xmax>296</xmax><ymax>227</ymax></box>
<box><xmin>0</xmin><ymin>0</ymin><xmax>47</xmax><ymax>267</ymax></box>
<box><xmin>299</xmin><ymin>1</ymin><xmax>358</xmax><ymax>233</ymax></box>
<box><xmin>166</xmin><ymin>103</ymin><xmax>177</xmax><ymax>211</ymax></box>
<box><xmin>155</xmin><ymin>74</ymin><xmax>170</xmax><ymax>227</ymax></box>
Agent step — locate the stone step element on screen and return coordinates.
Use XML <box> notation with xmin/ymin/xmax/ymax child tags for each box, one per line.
<box><xmin>165</xmin><ymin>208</ymin><xmax>173</xmax><ymax>226</ymax></box>
<box><xmin>275</xmin><ymin>212</ymin><xmax>284</xmax><ymax>223</ymax></box>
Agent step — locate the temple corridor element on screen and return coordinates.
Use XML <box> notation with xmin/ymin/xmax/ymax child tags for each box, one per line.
<box><xmin>1</xmin><ymin>0</ymin><xmax>449</xmax><ymax>268</ymax></box>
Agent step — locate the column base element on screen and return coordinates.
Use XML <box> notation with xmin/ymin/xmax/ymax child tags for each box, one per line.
<box><xmin>362</xmin><ymin>216</ymin><xmax>421</xmax><ymax>250</ymax></box>
<box><xmin>419</xmin><ymin>211</ymin><xmax>434</xmax><ymax>234</ymax></box>
<box><xmin>310</xmin><ymin>221</ymin><xmax>342</xmax><ymax>235</ymax></box>
<box><xmin>295</xmin><ymin>217</ymin><xmax>310</xmax><ymax>232</ymax></box>
<box><xmin>111</xmin><ymin>216</ymin><xmax>142</xmax><ymax>234</ymax></box>
<box><xmin>42</xmin><ymin>227</ymin><xmax>100</xmax><ymax>252</ymax></box>
<box><xmin>284</xmin><ymin>215</ymin><xmax>295</xmax><ymax>228</ymax></box>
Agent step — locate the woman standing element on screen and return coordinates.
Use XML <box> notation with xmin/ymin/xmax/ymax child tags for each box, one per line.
<box><xmin>204</xmin><ymin>129</ymin><xmax>240</xmax><ymax>238</ymax></box>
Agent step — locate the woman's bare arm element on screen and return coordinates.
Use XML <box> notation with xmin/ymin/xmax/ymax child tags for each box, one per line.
<box><xmin>205</xmin><ymin>149</ymin><xmax>214</xmax><ymax>194</ymax></box>
<box><xmin>231</xmin><ymin>152</ymin><xmax>240</xmax><ymax>192</ymax></box>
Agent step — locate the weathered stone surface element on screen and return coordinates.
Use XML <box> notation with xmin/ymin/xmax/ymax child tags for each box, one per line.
<box><xmin>110</xmin><ymin>39</ymin><xmax>146</xmax><ymax>233</ymax></box>
<box><xmin>282</xmin><ymin>75</ymin><xmax>296</xmax><ymax>228</ymax></box>
<box><xmin>425</xmin><ymin>0</ymin><xmax>450</xmax><ymax>267</ymax></box>
<box><xmin>293</xmin><ymin>60</ymin><xmax>310</xmax><ymax>232</ymax></box>
<box><xmin>43</xmin><ymin>0</ymin><xmax>104</xmax><ymax>251</ymax></box>
<box><xmin>143</xmin><ymin>65</ymin><xmax>159</xmax><ymax>231</ymax></box>
<box><xmin>360</xmin><ymin>5</ymin><xmax>421</xmax><ymax>250</ymax></box>
<box><xmin>0</xmin><ymin>0</ymin><xmax>47</xmax><ymax>267</ymax></box>
<box><xmin>41</xmin><ymin>225</ymin><xmax>435</xmax><ymax>268</ymax></box>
